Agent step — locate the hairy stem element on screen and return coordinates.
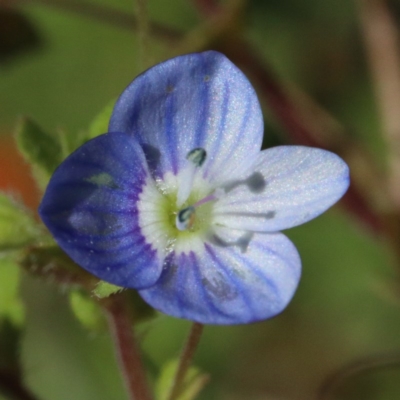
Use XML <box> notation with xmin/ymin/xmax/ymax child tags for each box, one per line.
<box><xmin>167</xmin><ymin>322</ymin><xmax>204</xmax><ymax>400</ymax></box>
<box><xmin>102</xmin><ymin>293</ymin><xmax>153</xmax><ymax>400</ymax></box>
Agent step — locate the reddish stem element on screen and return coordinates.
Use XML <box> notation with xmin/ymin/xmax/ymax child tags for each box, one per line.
<box><xmin>102</xmin><ymin>294</ymin><xmax>153</xmax><ymax>400</ymax></box>
<box><xmin>167</xmin><ymin>323</ymin><xmax>204</xmax><ymax>400</ymax></box>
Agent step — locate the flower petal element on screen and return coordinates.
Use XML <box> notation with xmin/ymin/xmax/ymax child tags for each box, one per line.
<box><xmin>39</xmin><ymin>132</ymin><xmax>163</xmax><ymax>289</ymax></box>
<box><xmin>213</xmin><ymin>146</ymin><xmax>350</xmax><ymax>232</ymax></box>
<box><xmin>109</xmin><ymin>51</ymin><xmax>263</xmax><ymax>184</ymax></box>
<box><xmin>139</xmin><ymin>231</ymin><xmax>301</xmax><ymax>325</ymax></box>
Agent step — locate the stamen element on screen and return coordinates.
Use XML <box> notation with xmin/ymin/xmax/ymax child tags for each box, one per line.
<box><xmin>186</xmin><ymin>148</ymin><xmax>206</xmax><ymax>167</ymax></box>
<box><xmin>176</xmin><ymin>148</ymin><xmax>207</xmax><ymax>207</ymax></box>
<box><xmin>176</xmin><ymin>206</ymin><xmax>196</xmax><ymax>231</ymax></box>
<box><xmin>193</xmin><ymin>193</ymin><xmax>217</xmax><ymax>207</ymax></box>
<box><xmin>196</xmin><ymin>188</ymin><xmax>225</xmax><ymax>206</ymax></box>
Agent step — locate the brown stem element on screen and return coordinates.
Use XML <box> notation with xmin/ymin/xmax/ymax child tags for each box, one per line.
<box><xmin>0</xmin><ymin>370</ymin><xmax>41</xmax><ymax>400</ymax></box>
<box><xmin>102</xmin><ymin>293</ymin><xmax>153</xmax><ymax>400</ymax></box>
<box><xmin>2</xmin><ymin>0</ymin><xmax>181</xmax><ymax>43</ymax></box>
<box><xmin>167</xmin><ymin>322</ymin><xmax>204</xmax><ymax>400</ymax></box>
<box><xmin>357</xmin><ymin>0</ymin><xmax>400</xmax><ymax>210</ymax></box>
<box><xmin>317</xmin><ymin>352</ymin><xmax>400</xmax><ymax>400</ymax></box>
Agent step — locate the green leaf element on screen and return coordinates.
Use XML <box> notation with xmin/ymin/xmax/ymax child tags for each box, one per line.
<box><xmin>0</xmin><ymin>258</ymin><xmax>24</xmax><ymax>326</ymax></box>
<box><xmin>57</xmin><ymin>127</ymin><xmax>89</xmax><ymax>159</ymax></box>
<box><xmin>0</xmin><ymin>193</ymin><xmax>40</xmax><ymax>252</ymax></box>
<box><xmin>93</xmin><ymin>284</ymin><xmax>156</xmax><ymax>323</ymax></box>
<box><xmin>92</xmin><ymin>281</ymin><xmax>124</xmax><ymax>299</ymax></box>
<box><xmin>69</xmin><ymin>290</ymin><xmax>105</xmax><ymax>331</ymax></box>
<box><xmin>87</xmin><ymin>100</ymin><xmax>115</xmax><ymax>140</ymax></box>
<box><xmin>0</xmin><ymin>318</ymin><xmax>22</xmax><ymax>372</ymax></box>
<box><xmin>15</xmin><ymin>117</ymin><xmax>63</xmax><ymax>188</ymax></box>
<box><xmin>156</xmin><ymin>360</ymin><xmax>209</xmax><ymax>400</ymax></box>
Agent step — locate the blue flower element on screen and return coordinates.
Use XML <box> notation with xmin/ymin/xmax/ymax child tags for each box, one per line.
<box><xmin>39</xmin><ymin>51</ymin><xmax>349</xmax><ymax>325</ymax></box>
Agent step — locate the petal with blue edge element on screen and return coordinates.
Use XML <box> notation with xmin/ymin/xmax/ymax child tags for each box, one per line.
<box><xmin>39</xmin><ymin>132</ymin><xmax>164</xmax><ymax>289</ymax></box>
<box><xmin>213</xmin><ymin>146</ymin><xmax>350</xmax><ymax>232</ymax></box>
<box><xmin>109</xmin><ymin>51</ymin><xmax>263</xmax><ymax>185</ymax></box>
<box><xmin>138</xmin><ymin>231</ymin><xmax>301</xmax><ymax>325</ymax></box>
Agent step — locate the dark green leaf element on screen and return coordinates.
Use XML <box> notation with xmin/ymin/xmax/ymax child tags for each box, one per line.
<box><xmin>0</xmin><ymin>8</ymin><xmax>42</xmax><ymax>64</ymax></box>
<box><xmin>15</xmin><ymin>117</ymin><xmax>63</xmax><ymax>188</ymax></box>
<box><xmin>127</xmin><ymin>290</ymin><xmax>156</xmax><ymax>323</ymax></box>
<box><xmin>0</xmin><ymin>258</ymin><xmax>24</xmax><ymax>326</ymax></box>
<box><xmin>0</xmin><ymin>319</ymin><xmax>22</xmax><ymax>371</ymax></box>
<box><xmin>87</xmin><ymin>100</ymin><xmax>115</xmax><ymax>139</ymax></box>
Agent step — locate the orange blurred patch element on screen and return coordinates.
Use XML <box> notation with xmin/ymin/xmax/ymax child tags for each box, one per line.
<box><xmin>0</xmin><ymin>135</ymin><xmax>40</xmax><ymax>210</ymax></box>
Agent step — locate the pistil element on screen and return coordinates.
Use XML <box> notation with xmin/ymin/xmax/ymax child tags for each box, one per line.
<box><xmin>175</xmin><ymin>191</ymin><xmax>221</xmax><ymax>232</ymax></box>
<box><xmin>175</xmin><ymin>147</ymin><xmax>225</xmax><ymax>232</ymax></box>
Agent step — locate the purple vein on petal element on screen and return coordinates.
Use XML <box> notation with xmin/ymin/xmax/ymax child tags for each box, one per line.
<box><xmin>164</xmin><ymin>77</ymin><xmax>179</xmax><ymax>175</ymax></box>
<box><xmin>204</xmin><ymin>244</ymin><xmax>254</xmax><ymax>311</ymax></box>
<box><xmin>193</xmin><ymin>248</ymin><xmax>239</xmax><ymax>319</ymax></box>
<box><xmin>203</xmin><ymin>81</ymin><xmax>230</xmax><ymax>179</ymax></box>
<box><xmin>193</xmin><ymin>56</ymin><xmax>213</xmax><ymax>148</ymax></box>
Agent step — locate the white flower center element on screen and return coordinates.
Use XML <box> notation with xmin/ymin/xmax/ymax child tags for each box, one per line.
<box><xmin>175</xmin><ymin>190</ymin><xmax>219</xmax><ymax>232</ymax></box>
<box><xmin>137</xmin><ymin>148</ymin><xmax>220</xmax><ymax>255</ymax></box>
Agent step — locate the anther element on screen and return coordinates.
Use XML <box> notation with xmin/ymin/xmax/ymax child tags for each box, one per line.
<box><xmin>186</xmin><ymin>148</ymin><xmax>207</xmax><ymax>167</ymax></box>
<box><xmin>176</xmin><ymin>206</ymin><xmax>196</xmax><ymax>231</ymax></box>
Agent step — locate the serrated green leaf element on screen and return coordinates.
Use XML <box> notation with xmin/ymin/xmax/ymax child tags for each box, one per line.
<box><xmin>93</xmin><ymin>285</ymin><xmax>156</xmax><ymax>324</ymax></box>
<box><xmin>15</xmin><ymin>117</ymin><xmax>63</xmax><ymax>188</ymax></box>
<box><xmin>92</xmin><ymin>281</ymin><xmax>124</xmax><ymax>299</ymax></box>
<box><xmin>0</xmin><ymin>258</ymin><xmax>24</xmax><ymax>326</ymax></box>
<box><xmin>87</xmin><ymin>100</ymin><xmax>115</xmax><ymax>139</ymax></box>
<box><xmin>57</xmin><ymin>127</ymin><xmax>89</xmax><ymax>159</ymax></box>
<box><xmin>156</xmin><ymin>359</ymin><xmax>209</xmax><ymax>400</ymax></box>
<box><xmin>0</xmin><ymin>193</ymin><xmax>40</xmax><ymax>252</ymax></box>
<box><xmin>69</xmin><ymin>290</ymin><xmax>105</xmax><ymax>331</ymax></box>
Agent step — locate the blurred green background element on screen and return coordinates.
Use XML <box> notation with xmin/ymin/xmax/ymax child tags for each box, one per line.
<box><xmin>1</xmin><ymin>0</ymin><xmax>400</xmax><ymax>399</ymax></box>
